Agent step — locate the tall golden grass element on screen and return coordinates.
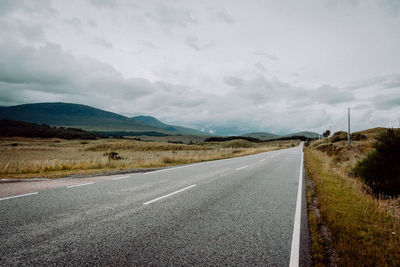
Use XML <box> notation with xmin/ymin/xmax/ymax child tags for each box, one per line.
<box><xmin>0</xmin><ymin>138</ymin><xmax>298</xmax><ymax>178</ymax></box>
<box><xmin>305</xmin><ymin>145</ymin><xmax>400</xmax><ymax>265</ymax></box>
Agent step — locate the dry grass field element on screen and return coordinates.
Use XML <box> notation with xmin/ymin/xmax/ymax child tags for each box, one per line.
<box><xmin>0</xmin><ymin>137</ymin><xmax>299</xmax><ymax>178</ymax></box>
<box><xmin>305</xmin><ymin>128</ymin><xmax>400</xmax><ymax>266</ymax></box>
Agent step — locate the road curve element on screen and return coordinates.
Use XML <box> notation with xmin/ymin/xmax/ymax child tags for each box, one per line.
<box><xmin>0</xmin><ymin>145</ymin><xmax>311</xmax><ymax>266</ymax></box>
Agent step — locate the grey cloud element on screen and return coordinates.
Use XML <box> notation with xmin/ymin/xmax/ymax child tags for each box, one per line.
<box><xmin>140</xmin><ymin>40</ymin><xmax>157</xmax><ymax>49</ymax></box>
<box><xmin>373</xmin><ymin>94</ymin><xmax>400</xmax><ymax>110</ymax></box>
<box><xmin>86</xmin><ymin>77</ymin><xmax>154</xmax><ymax>98</ymax></box>
<box><xmin>0</xmin><ymin>42</ymin><xmax>83</xmax><ymax>87</ymax></box>
<box><xmin>0</xmin><ymin>40</ymin><xmax>153</xmax><ymax>102</ymax></box>
<box><xmin>254</xmin><ymin>62</ymin><xmax>266</xmax><ymax>72</ymax></box>
<box><xmin>346</xmin><ymin>74</ymin><xmax>400</xmax><ymax>91</ymax></box>
<box><xmin>213</xmin><ymin>9</ymin><xmax>235</xmax><ymax>24</ymax></box>
<box><xmin>185</xmin><ymin>36</ymin><xmax>212</xmax><ymax>51</ymax></box>
<box><xmin>224</xmin><ymin>75</ymin><xmax>297</xmax><ymax>105</ymax></box>
<box><xmin>0</xmin><ymin>0</ymin><xmax>21</xmax><ymax>15</ymax></box>
<box><xmin>93</xmin><ymin>38</ymin><xmax>113</xmax><ymax>48</ymax></box>
<box><xmin>378</xmin><ymin>0</ymin><xmax>400</xmax><ymax>16</ymax></box>
<box><xmin>88</xmin><ymin>0</ymin><xmax>117</xmax><ymax>8</ymax></box>
<box><xmin>1</xmin><ymin>0</ymin><xmax>399</xmax><ymax>135</ymax></box>
<box><xmin>0</xmin><ymin>19</ymin><xmax>46</xmax><ymax>43</ymax></box>
<box><xmin>0</xmin><ymin>82</ymin><xmax>74</xmax><ymax>106</ymax></box>
<box><xmin>381</xmin><ymin>75</ymin><xmax>400</xmax><ymax>89</ymax></box>
<box><xmin>312</xmin><ymin>85</ymin><xmax>355</xmax><ymax>104</ymax></box>
<box><xmin>146</xmin><ymin>3</ymin><xmax>197</xmax><ymax>33</ymax></box>
<box><xmin>151</xmin><ymin>82</ymin><xmax>207</xmax><ymax>108</ymax></box>
<box><xmin>0</xmin><ymin>83</ymin><xmax>30</xmax><ymax>105</ymax></box>
<box><xmin>64</xmin><ymin>17</ymin><xmax>83</xmax><ymax>32</ymax></box>
<box><xmin>253</xmin><ymin>52</ymin><xmax>279</xmax><ymax>61</ymax></box>
<box><xmin>15</xmin><ymin>22</ymin><xmax>46</xmax><ymax>42</ymax></box>
<box><xmin>86</xmin><ymin>18</ymin><xmax>98</xmax><ymax>28</ymax></box>
<box><xmin>0</xmin><ymin>0</ymin><xmax>55</xmax><ymax>16</ymax></box>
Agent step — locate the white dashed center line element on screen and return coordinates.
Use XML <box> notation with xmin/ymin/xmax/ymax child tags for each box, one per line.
<box><xmin>0</xmin><ymin>192</ymin><xmax>38</xmax><ymax>201</ymax></box>
<box><xmin>143</xmin><ymin>184</ymin><xmax>197</xmax><ymax>205</ymax></box>
<box><xmin>112</xmin><ymin>175</ymin><xmax>130</xmax><ymax>180</ymax></box>
<box><xmin>235</xmin><ymin>165</ymin><xmax>248</xmax><ymax>171</ymax></box>
<box><xmin>67</xmin><ymin>182</ymin><xmax>94</xmax><ymax>189</ymax></box>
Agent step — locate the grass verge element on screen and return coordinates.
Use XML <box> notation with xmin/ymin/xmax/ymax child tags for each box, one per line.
<box><xmin>305</xmin><ymin>147</ymin><xmax>400</xmax><ymax>266</ymax></box>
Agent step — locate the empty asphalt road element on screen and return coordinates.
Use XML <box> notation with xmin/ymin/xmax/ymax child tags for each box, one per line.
<box><xmin>0</xmin><ymin>145</ymin><xmax>311</xmax><ymax>266</ymax></box>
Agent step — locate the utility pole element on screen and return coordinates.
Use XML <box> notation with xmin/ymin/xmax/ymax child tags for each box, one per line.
<box><xmin>347</xmin><ymin>108</ymin><xmax>351</xmax><ymax>146</ymax></box>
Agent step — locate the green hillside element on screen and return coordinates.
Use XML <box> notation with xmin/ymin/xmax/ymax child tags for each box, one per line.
<box><xmin>0</xmin><ymin>103</ymin><xmax>208</xmax><ymax>136</ymax></box>
<box><xmin>133</xmin><ymin>115</ymin><xmax>209</xmax><ymax>136</ymax></box>
<box><xmin>133</xmin><ymin>116</ymin><xmax>170</xmax><ymax>129</ymax></box>
<box><xmin>284</xmin><ymin>131</ymin><xmax>320</xmax><ymax>138</ymax></box>
<box><xmin>0</xmin><ymin>103</ymin><xmax>166</xmax><ymax>132</ymax></box>
<box><xmin>241</xmin><ymin>132</ymin><xmax>280</xmax><ymax>140</ymax></box>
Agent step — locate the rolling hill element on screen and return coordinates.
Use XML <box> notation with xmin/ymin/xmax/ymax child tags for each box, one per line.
<box><xmin>284</xmin><ymin>131</ymin><xmax>320</xmax><ymax>138</ymax></box>
<box><xmin>0</xmin><ymin>102</ymin><xmax>321</xmax><ymax>138</ymax></box>
<box><xmin>0</xmin><ymin>103</ymin><xmax>162</xmax><ymax>132</ymax></box>
<box><xmin>0</xmin><ymin>103</ymin><xmax>205</xmax><ymax>136</ymax></box>
<box><xmin>241</xmin><ymin>131</ymin><xmax>320</xmax><ymax>140</ymax></box>
<box><xmin>132</xmin><ymin>116</ymin><xmax>208</xmax><ymax>136</ymax></box>
<box><xmin>240</xmin><ymin>132</ymin><xmax>280</xmax><ymax>140</ymax></box>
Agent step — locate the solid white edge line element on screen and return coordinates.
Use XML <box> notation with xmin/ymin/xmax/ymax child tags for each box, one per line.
<box><xmin>143</xmin><ymin>184</ymin><xmax>197</xmax><ymax>205</ymax></box>
<box><xmin>289</xmin><ymin>143</ymin><xmax>304</xmax><ymax>267</ymax></box>
<box><xmin>0</xmin><ymin>192</ymin><xmax>38</xmax><ymax>201</ymax></box>
<box><xmin>235</xmin><ymin>165</ymin><xmax>248</xmax><ymax>171</ymax></box>
<box><xmin>67</xmin><ymin>182</ymin><xmax>94</xmax><ymax>188</ymax></box>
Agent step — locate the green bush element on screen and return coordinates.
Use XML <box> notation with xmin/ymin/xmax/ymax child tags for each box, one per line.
<box><xmin>352</xmin><ymin>128</ymin><xmax>400</xmax><ymax>196</ymax></box>
<box><xmin>103</xmin><ymin>151</ymin><xmax>122</xmax><ymax>160</ymax></box>
<box><xmin>331</xmin><ymin>131</ymin><xmax>348</xmax><ymax>142</ymax></box>
<box><xmin>351</xmin><ymin>132</ymin><xmax>367</xmax><ymax>141</ymax></box>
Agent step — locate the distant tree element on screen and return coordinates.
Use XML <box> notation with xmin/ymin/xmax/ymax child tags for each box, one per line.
<box><xmin>323</xmin><ymin>130</ymin><xmax>331</xmax><ymax>137</ymax></box>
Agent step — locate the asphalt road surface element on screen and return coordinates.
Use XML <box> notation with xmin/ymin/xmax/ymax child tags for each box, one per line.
<box><xmin>0</xmin><ymin>145</ymin><xmax>311</xmax><ymax>266</ymax></box>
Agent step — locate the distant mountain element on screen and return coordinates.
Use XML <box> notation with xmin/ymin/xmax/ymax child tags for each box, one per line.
<box><xmin>132</xmin><ymin>115</ymin><xmax>209</xmax><ymax>136</ymax></box>
<box><xmin>132</xmin><ymin>116</ymin><xmax>169</xmax><ymax>129</ymax></box>
<box><xmin>241</xmin><ymin>132</ymin><xmax>280</xmax><ymax>140</ymax></box>
<box><xmin>0</xmin><ymin>102</ymin><xmax>162</xmax><ymax>132</ymax></box>
<box><xmin>284</xmin><ymin>131</ymin><xmax>321</xmax><ymax>138</ymax></box>
<box><xmin>0</xmin><ymin>102</ymin><xmax>207</xmax><ymax>136</ymax></box>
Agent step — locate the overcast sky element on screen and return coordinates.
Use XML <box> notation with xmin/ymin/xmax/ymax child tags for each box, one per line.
<box><xmin>0</xmin><ymin>0</ymin><xmax>399</xmax><ymax>135</ymax></box>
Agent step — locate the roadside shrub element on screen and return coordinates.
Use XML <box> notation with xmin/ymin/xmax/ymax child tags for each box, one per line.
<box><xmin>162</xmin><ymin>156</ymin><xmax>174</xmax><ymax>163</ymax></box>
<box><xmin>331</xmin><ymin>131</ymin><xmax>348</xmax><ymax>142</ymax></box>
<box><xmin>103</xmin><ymin>151</ymin><xmax>122</xmax><ymax>160</ymax></box>
<box><xmin>351</xmin><ymin>128</ymin><xmax>400</xmax><ymax>196</ymax></box>
<box><xmin>351</xmin><ymin>132</ymin><xmax>367</xmax><ymax>141</ymax></box>
<box><xmin>330</xmin><ymin>131</ymin><xmax>366</xmax><ymax>143</ymax></box>
<box><xmin>315</xmin><ymin>143</ymin><xmax>343</xmax><ymax>156</ymax></box>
